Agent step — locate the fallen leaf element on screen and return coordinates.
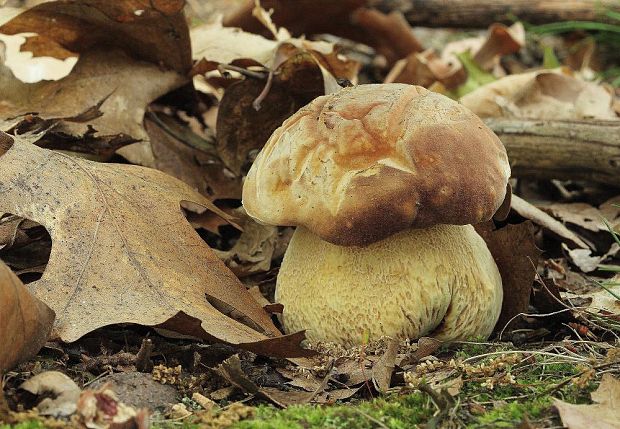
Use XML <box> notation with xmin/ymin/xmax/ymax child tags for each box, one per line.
<box><xmin>183</xmin><ymin>204</ymin><xmax>238</xmax><ymax>236</ymax></box>
<box><xmin>145</xmin><ymin>114</ymin><xmax>241</xmax><ymax>200</ymax></box>
<box><xmin>384</xmin><ymin>48</ymin><xmax>464</xmax><ymax>89</ymax></box>
<box><xmin>563</xmin><ymin>284</ymin><xmax>620</xmax><ymax>316</ymax></box>
<box><xmin>442</xmin><ymin>22</ymin><xmax>524</xmax><ymax>73</ymax></box>
<box><xmin>371</xmin><ymin>338</ymin><xmax>398</xmax><ymax>393</ymax></box>
<box><xmin>216</xmin><ymin>354</ymin><xmax>322</xmax><ymax>406</ymax></box>
<box><xmin>472</xmin><ymin>23</ymin><xmax>525</xmax><ymax>71</ymax></box>
<box><xmin>555</xmin><ymin>373</ymin><xmax>620</xmax><ymax>429</ymax></box>
<box><xmin>543</xmin><ymin>196</ymin><xmax>620</xmax><ymax>234</ymax></box>
<box><xmin>0</xmin><ymin>48</ymin><xmax>186</xmax><ymax>166</ymax></box>
<box><xmin>461</xmin><ymin>69</ymin><xmax>617</xmax><ymax>120</ymax></box>
<box><xmin>277</xmin><ymin>367</ymin><xmax>324</xmax><ymax>392</ymax></box>
<box><xmin>511</xmin><ymin>195</ymin><xmax>590</xmax><ymax>249</ymax></box>
<box><xmin>215</xmin><ymin>76</ymin><xmax>314</xmax><ymax>175</ymax></box>
<box><xmin>223</xmin><ymin>0</ymin><xmax>365</xmax><ymax>45</ymax></box>
<box><xmin>399</xmin><ymin>337</ymin><xmax>443</xmax><ymax>366</ymax></box>
<box><xmin>20</xmin><ymin>371</ymin><xmax>81</xmax><ymax>417</ymax></box>
<box><xmin>566</xmin><ymin>246</ymin><xmax>604</xmax><ymax>273</ymax></box>
<box><xmin>0</xmin><ymin>214</ymin><xmax>51</xmax><ymax>275</ymax></box>
<box><xmin>350</xmin><ymin>8</ymin><xmax>422</xmax><ymax>65</ymax></box>
<box><xmin>0</xmin><ymin>258</ymin><xmax>55</xmax><ymax>372</ymax></box>
<box><xmin>475</xmin><ymin>221</ymin><xmax>541</xmax><ymax>335</ymax></box>
<box><xmin>214</xmin><ymin>210</ymin><xmax>277</xmax><ymax>277</ymax></box>
<box><xmin>0</xmin><ymin>214</ymin><xmax>41</xmax><ymax>251</ymax></box>
<box><xmin>0</xmin><ymin>0</ymin><xmax>191</xmax><ymax>81</ymax></box>
<box><xmin>0</xmin><ymin>134</ymin><xmax>310</xmax><ymax>357</ymax></box>
<box><xmin>191</xmin><ymin>15</ymin><xmax>359</xmax><ymax>93</ymax></box>
<box><xmin>191</xmin><ymin>16</ymin><xmax>278</xmax><ymax>68</ymax></box>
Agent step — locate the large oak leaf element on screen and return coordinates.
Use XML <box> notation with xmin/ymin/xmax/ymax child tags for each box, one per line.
<box><xmin>0</xmin><ymin>134</ymin><xmax>309</xmax><ymax>357</ymax></box>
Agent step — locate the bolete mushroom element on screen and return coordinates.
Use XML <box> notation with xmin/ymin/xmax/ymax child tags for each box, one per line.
<box><xmin>242</xmin><ymin>83</ymin><xmax>510</xmax><ymax>346</ymax></box>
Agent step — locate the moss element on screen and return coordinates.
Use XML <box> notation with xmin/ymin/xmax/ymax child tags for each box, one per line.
<box><xmin>0</xmin><ymin>422</ymin><xmax>47</xmax><ymax>429</ymax></box>
<box><xmin>233</xmin><ymin>393</ymin><xmax>433</xmax><ymax>429</ymax></box>
<box><xmin>469</xmin><ymin>397</ymin><xmax>553</xmax><ymax>428</ymax></box>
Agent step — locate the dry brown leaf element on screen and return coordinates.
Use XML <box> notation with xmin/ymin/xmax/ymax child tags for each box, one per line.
<box><xmin>0</xmin><ymin>134</ymin><xmax>310</xmax><ymax>358</ymax></box>
<box><xmin>371</xmin><ymin>338</ymin><xmax>398</xmax><ymax>393</ymax></box>
<box><xmin>0</xmin><ymin>0</ymin><xmax>192</xmax><ymax>166</ymax></box>
<box><xmin>384</xmin><ymin>48</ymin><xmax>465</xmax><ymax>89</ymax></box>
<box><xmin>277</xmin><ymin>367</ymin><xmax>324</xmax><ymax>392</ymax></box>
<box><xmin>215</xmin><ymin>55</ymin><xmax>324</xmax><ymax>175</ymax></box>
<box><xmin>563</xmin><ymin>285</ymin><xmax>620</xmax><ymax>316</ymax></box>
<box><xmin>443</xmin><ymin>23</ymin><xmax>524</xmax><ymax>72</ymax></box>
<box><xmin>0</xmin><ymin>48</ymin><xmax>186</xmax><ymax>166</ymax></box>
<box><xmin>144</xmin><ymin>115</ymin><xmax>241</xmax><ymax>200</ymax></box>
<box><xmin>191</xmin><ymin>16</ymin><xmax>278</xmax><ymax>68</ymax></box>
<box><xmin>475</xmin><ymin>221</ymin><xmax>541</xmax><ymax>334</ymax></box>
<box><xmin>461</xmin><ymin>69</ymin><xmax>617</xmax><ymax>120</ymax></box>
<box><xmin>224</xmin><ymin>0</ymin><xmax>365</xmax><ymax>43</ymax></box>
<box><xmin>0</xmin><ymin>0</ymin><xmax>191</xmax><ymax>80</ymax></box>
<box><xmin>350</xmin><ymin>8</ymin><xmax>422</xmax><ymax>65</ymax></box>
<box><xmin>215</xmin><ymin>209</ymin><xmax>278</xmax><ymax>277</ymax></box>
<box><xmin>566</xmin><ymin>246</ymin><xmax>605</xmax><ymax>273</ymax></box>
<box><xmin>473</xmin><ymin>23</ymin><xmax>525</xmax><ymax>70</ymax></box>
<box><xmin>511</xmin><ymin>195</ymin><xmax>590</xmax><ymax>249</ymax></box>
<box><xmin>0</xmin><ymin>258</ymin><xmax>54</xmax><ymax>372</ymax></box>
<box><xmin>20</xmin><ymin>371</ymin><xmax>81</xmax><ymax>417</ymax></box>
<box><xmin>190</xmin><ymin>16</ymin><xmax>359</xmax><ymax>93</ymax></box>
<box><xmin>216</xmin><ymin>354</ymin><xmax>323</xmax><ymax>406</ymax></box>
<box><xmin>543</xmin><ymin>196</ymin><xmax>620</xmax><ymax>234</ymax></box>
<box><xmin>0</xmin><ymin>213</ymin><xmax>51</xmax><ymax>275</ymax></box>
<box><xmin>555</xmin><ymin>374</ymin><xmax>620</xmax><ymax>429</ymax></box>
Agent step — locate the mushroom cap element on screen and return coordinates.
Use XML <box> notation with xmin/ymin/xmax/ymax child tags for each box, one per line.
<box><xmin>276</xmin><ymin>224</ymin><xmax>503</xmax><ymax>345</ymax></box>
<box><xmin>243</xmin><ymin>84</ymin><xmax>510</xmax><ymax>246</ymax></box>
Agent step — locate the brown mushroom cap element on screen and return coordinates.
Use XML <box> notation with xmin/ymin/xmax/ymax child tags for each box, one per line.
<box><xmin>243</xmin><ymin>84</ymin><xmax>510</xmax><ymax>246</ymax></box>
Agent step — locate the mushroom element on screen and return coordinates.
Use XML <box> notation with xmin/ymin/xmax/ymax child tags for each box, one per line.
<box><xmin>242</xmin><ymin>84</ymin><xmax>510</xmax><ymax>346</ymax></box>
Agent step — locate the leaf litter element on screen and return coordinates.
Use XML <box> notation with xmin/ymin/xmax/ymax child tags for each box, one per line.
<box><xmin>1</xmin><ymin>0</ymin><xmax>620</xmax><ymax>428</ymax></box>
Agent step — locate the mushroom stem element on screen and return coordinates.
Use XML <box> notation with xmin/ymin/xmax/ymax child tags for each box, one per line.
<box><xmin>276</xmin><ymin>224</ymin><xmax>503</xmax><ymax>346</ymax></box>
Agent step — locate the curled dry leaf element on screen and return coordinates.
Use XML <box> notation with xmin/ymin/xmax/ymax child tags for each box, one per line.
<box><xmin>461</xmin><ymin>69</ymin><xmax>617</xmax><ymax>120</ymax></box>
<box><xmin>224</xmin><ymin>0</ymin><xmax>365</xmax><ymax>42</ymax></box>
<box><xmin>0</xmin><ymin>0</ymin><xmax>191</xmax><ymax>82</ymax></box>
<box><xmin>350</xmin><ymin>8</ymin><xmax>422</xmax><ymax>65</ymax></box>
<box><xmin>216</xmin><ymin>354</ymin><xmax>322</xmax><ymax>406</ymax></box>
<box><xmin>215</xmin><ymin>208</ymin><xmax>278</xmax><ymax>278</ymax></box>
<box><xmin>475</xmin><ymin>221</ymin><xmax>541</xmax><ymax>334</ymax></box>
<box><xmin>371</xmin><ymin>338</ymin><xmax>398</xmax><ymax>393</ymax></box>
<box><xmin>0</xmin><ymin>49</ymin><xmax>186</xmax><ymax>166</ymax></box>
<box><xmin>0</xmin><ymin>134</ymin><xmax>310</xmax><ymax>358</ymax></box>
<box><xmin>563</xmin><ymin>284</ymin><xmax>620</xmax><ymax>316</ymax></box>
<box><xmin>20</xmin><ymin>371</ymin><xmax>81</xmax><ymax>417</ymax></box>
<box><xmin>555</xmin><ymin>374</ymin><xmax>620</xmax><ymax>429</ymax></box>
<box><xmin>190</xmin><ymin>16</ymin><xmax>359</xmax><ymax>93</ymax></box>
<box><xmin>384</xmin><ymin>48</ymin><xmax>464</xmax><ymax>89</ymax></box>
<box><xmin>144</xmin><ymin>114</ymin><xmax>241</xmax><ymax>200</ymax></box>
<box><xmin>0</xmin><ymin>258</ymin><xmax>55</xmax><ymax>372</ymax></box>
<box><xmin>442</xmin><ymin>22</ymin><xmax>524</xmax><ymax>73</ymax></box>
<box><xmin>215</xmin><ymin>50</ymin><xmax>325</xmax><ymax>174</ymax></box>
<box><xmin>542</xmin><ymin>196</ymin><xmax>620</xmax><ymax>234</ymax></box>
<box><xmin>0</xmin><ymin>0</ymin><xmax>193</xmax><ymax>166</ymax></box>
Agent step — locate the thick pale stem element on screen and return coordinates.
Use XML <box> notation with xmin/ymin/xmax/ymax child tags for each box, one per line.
<box><xmin>276</xmin><ymin>224</ymin><xmax>503</xmax><ymax>346</ymax></box>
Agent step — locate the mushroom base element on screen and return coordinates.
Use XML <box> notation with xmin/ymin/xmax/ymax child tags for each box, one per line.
<box><xmin>276</xmin><ymin>224</ymin><xmax>503</xmax><ymax>346</ymax></box>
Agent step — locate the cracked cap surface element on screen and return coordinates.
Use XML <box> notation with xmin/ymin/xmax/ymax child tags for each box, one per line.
<box><xmin>243</xmin><ymin>84</ymin><xmax>510</xmax><ymax>246</ymax></box>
